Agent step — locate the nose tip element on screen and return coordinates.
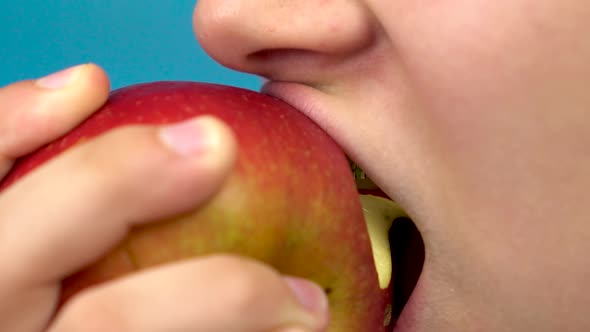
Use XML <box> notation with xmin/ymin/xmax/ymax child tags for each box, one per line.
<box><xmin>192</xmin><ymin>1</ymin><xmax>251</xmax><ymax>71</ymax></box>
<box><xmin>193</xmin><ymin>0</ymin><xmax>375</xmax><ymax>77</ymax></box>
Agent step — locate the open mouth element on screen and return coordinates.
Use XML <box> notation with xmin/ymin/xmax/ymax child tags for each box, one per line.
<box><xmin>353</xmin><ymin>163</ymin><xmax>425</xmax><ymax>327</ymax></box>
<box><xmin>262</xmin><ymin>80</ymin><xmax>426</xmax><ymax>330</ymax></box>
<box><xmin>389</xmin><ymin>217</ymin><xmax>424</xmax><ymax>322</ymax></box>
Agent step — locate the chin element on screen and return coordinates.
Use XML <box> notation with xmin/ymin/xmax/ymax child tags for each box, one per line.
<box><xmin>262</xmin><ymin>80</ymin><xmax>427</xmax><ymax>332</ymax></box>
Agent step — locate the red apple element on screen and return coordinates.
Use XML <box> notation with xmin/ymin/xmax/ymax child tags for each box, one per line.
<box><xmin>0</xmin><ymin>81</ymin><xmax>407</xmax><ymax>331</ymax></box>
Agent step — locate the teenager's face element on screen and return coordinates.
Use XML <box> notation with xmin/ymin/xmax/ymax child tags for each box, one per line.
<box><xmin>193</xmin><ymin>1</ymin><xmax>590</xmax><ymax>331</ymax></box>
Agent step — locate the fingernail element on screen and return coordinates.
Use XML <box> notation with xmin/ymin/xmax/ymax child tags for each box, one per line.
<box><xmin>159</xmin><ymin>117</ymin><xmax>215</xmax><ymax>156</ymax></box>
<box><xmin>36</xmin><ymin>64</ymin><xmax>84</xmax><ymax>89</ymax></box>
<box><xmin>283</xmin><ymin>277</ymin><xmax>330</xmax><ymax>323</ymax></box>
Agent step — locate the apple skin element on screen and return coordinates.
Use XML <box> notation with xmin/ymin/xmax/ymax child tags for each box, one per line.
<box><xmin>0</xmin><ymin>82</ymin><xmax>395</xmax><ymax>331</ymax></box>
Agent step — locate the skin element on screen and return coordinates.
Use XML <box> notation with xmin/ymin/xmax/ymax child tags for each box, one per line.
<box><xmin>192</xmin><ymin>0</ymin><xmax>590</xmax><ymax>331</ymax></box>
<box><xmin>2</xmin><ymin>0</ymin><xmax>589</xmax><ymax>331</ymax></box>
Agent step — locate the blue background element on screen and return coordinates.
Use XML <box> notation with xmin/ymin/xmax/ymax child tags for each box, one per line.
<box><xmin>0</xmin><ymin>0</ymin><xmax>260</xmax><ymax>90</ymax></box>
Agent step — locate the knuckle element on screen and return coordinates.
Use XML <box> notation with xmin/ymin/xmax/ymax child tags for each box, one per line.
<box><xmin>62</xmin><ymin>125</ymin><xmax>182</xmax><ymax>215</ymax></box>
<box><xmin>207</xmin><ymin>255</ymin><xmax>276</xmax><ymax>311</ymax></box>
<box><xmin>1</xmin><ymin>84</ymin><xmax>68</xmax><ymax>145</ymax></box>
<box><xmin>70</xmin><ymin>126</ymin><xmax>158</xmax><ymax>185</ymax></box>
<box><xmin>0</xmin><ymin>99</ymin><xmax>45</xmax><ymax>151</ymax></box>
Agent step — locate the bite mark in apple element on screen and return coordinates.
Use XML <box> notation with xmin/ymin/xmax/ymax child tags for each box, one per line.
<box><xmin>360</xmin><ymin>195</ymin><xmax>408</xmax><ymax>289</ymax></box>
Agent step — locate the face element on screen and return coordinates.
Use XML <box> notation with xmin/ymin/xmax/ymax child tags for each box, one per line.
<box><xmin>193</xmin><ymin>1</ymin><xmax>590</xmax><ymax>331</ymax></box>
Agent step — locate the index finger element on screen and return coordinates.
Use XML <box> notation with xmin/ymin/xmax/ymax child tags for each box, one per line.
<box><xmin>0</xmin><ymin>64</ymin><xmax>109</xmax><ymax>177</ymax></box>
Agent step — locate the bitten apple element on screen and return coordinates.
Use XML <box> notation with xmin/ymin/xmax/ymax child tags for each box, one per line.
<box><xmin>0</xmin><ymin>81</ymin><xmax>407</xmax><ymax>332</ymax></box>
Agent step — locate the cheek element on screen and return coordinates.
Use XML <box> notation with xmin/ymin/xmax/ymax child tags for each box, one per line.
<box><xmin>366</xmin><ymin>2</ymin><xmax>590</xmax><ymax>327</ymax></box>
<box><xmin>388</xmin><ymin>0</ymin><xmax>590</xmax><ymax>296</ymax></box>
<box><xmin>383</xmin><ymin>0</ymin><xmax>590</xmax><ymax>173</ymax></box>
<box><xmin>375</xmin><ymin>0</ymin><xmax>590</xmax><ymax>274</ymax></box>
<box><xmin>397</xmin><ymin>1</ymin><xmax>548</xmax><ymax>111</ymax></box>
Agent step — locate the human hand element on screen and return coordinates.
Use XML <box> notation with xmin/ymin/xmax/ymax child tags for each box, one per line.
<box><xmin>0</xmin><ymin>64</ymin><xmax>329</xmax><ymax>332</ymax></box>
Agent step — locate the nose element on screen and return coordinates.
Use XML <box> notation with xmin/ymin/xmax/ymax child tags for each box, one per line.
<box><xmin>193</xmin><ymin>0</ymin><xmax>374</xmax><ymax>79</ymax></box>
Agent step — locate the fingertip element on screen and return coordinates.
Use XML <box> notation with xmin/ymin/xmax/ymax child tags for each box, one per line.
<box><xmin>0</xmin><ymin>64</ymin><xmax>112</xmax><ymax>161</ymax></box>
<box><xmin>159</xmin><ymin>115</ymin><xmax>238</xmax><ymax>180</ymax></box>
<box><xmin>159</xmin><ymin>116</ymin><xmax>234</xmax><ymax>156</ymax></box>
<box><xmin>196</xmin><ymin>115</ymin><xmax>238</xmax><ymax>170</ymax></box>
<box><xmin>283</xmin><ymin>277</ymin><xmax>330</xmax><ymax>320</ymax></box>
<box><xmin>35</xmin><ymin>65</ymin><xmax>83</xmax><ymax>89</ymax></box>
<box><xmin>35</xmin><ymin>63</ymin><xmax>111</xmax><ymax>122</ymax></box>
<box><xmin>79</xmin><ymin>63</ymin><xmax>111</xmax><ymax>97</ymax></box>
<box><xmin>66</xmin><ymin>63</ymin><xmax>111</xmax><ymax>106</ymax></box>
<box><xmin>35</xmin><ymin>63</ymin><xmax>110</xmax><ymax>92</ymax></box>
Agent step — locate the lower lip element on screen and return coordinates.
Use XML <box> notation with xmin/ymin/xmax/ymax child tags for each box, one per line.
<box><xmin>393</xmin><ymin>291</ymin><xmax>420</xmax><ymax>331</ymax></box>
<box><xmin>392</xmin><ymin>274</ymin><xmax>428</xmax><ymax>332</ymax></box>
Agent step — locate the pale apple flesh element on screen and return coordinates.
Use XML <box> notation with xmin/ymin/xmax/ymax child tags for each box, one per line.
<box><xmin>352</xmin><ymin>162</ymin><xmax>410</xmax><ymax>289</ymax></box>
<box><xmin>0</xmin><ymin>82</ymin><xmax>408</xmax><ymax>332</ymax></box>
<box><xmin>360</xmin><ymin>195</ymin><xmax>408</xmax><ymax>290</ymax></box>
